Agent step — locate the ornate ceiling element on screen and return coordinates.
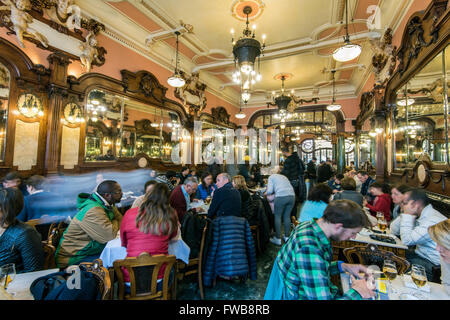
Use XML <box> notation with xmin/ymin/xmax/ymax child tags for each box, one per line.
<box><xmin>75</xmin><ymin>0</ymin><xmax>416</xmax><ymax>108</ymax></box>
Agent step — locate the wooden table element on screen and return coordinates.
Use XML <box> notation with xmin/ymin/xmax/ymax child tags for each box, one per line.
<box><xmin>1</xmin><ymin>268</ymin><xmax>59</xmax><ymax>300</ymax></box>
<box><xmin>340</xmin><ymin>272</ymin><xmax>449</xmax><ymax>300</ymax></box>
<box><xmin>332</xmin><ymin>229</ymin><xmax>408</xmax><ymax>261</ymax></box>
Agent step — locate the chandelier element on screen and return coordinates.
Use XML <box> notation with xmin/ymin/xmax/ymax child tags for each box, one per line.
<box><xmin>326</xmin><ymin>70</ymin><xmax>342</xmax><ymax>111</ymax></box>
<box><xmin>332</xmin><ymin>0</ymin><xmax>361</xmax><ymax>62</ymax></box>
<box><xmin>87</xmin><ymin>91</ymin><xmax>107</xmax><ymax>122</ymax></box>
<box><xmin>167</xmin><ymin>31</ymin><xmax>186</xmax><ymax>88</ymax></box>
<box><xmin>231</xmin><ymin>6</ymin><xmax>266</xmax><ymax>102</ymax></box>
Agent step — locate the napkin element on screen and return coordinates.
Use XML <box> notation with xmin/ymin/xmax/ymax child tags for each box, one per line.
<box><xmin>402</xmin><ymin>275</ymin><xmax>431</xmax><ymax>292</ymax></box>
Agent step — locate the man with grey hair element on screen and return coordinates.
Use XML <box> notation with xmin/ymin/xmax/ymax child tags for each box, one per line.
<box><xmin>170</xmin><ymin>176</ymin><xmax>200</xmax><ymax>221</ymax></box>
<box><xmin>207</xmin><ymin>172</ymin><xmax>242</xmax><ymax>219</ymax></box>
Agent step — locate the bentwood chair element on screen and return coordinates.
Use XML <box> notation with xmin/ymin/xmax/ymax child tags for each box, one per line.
<box><xmin>343</xmin><ymin>244</ymin><xmax>410</xmax><ymax>275</ymax></box>
<box><xmin>42</xmin><ymin>242</ymin><xmax>56</xmax><ymax>269</ymax></box>
<box><xmin>291</xmin><ymin>216</ymin><xmax>300</xmax><ymax>228</ymax></box>
<box><xmin>177</xmin><ymin>221</ymin><xmax>208</xmax><ymax>299</ymax></box>
<box><xmin>79</xmin><ymin>259</ymin><xmax>112</xmax><ymax>300</ymax></box>
<box><xmin>113</xmin><ymin>253</ymin><xmax>177</xmax><ymax>300</ymax></box>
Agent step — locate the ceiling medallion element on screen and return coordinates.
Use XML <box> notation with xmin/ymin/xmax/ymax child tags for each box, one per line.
<box><xmin>231</xmin><ymin>0</ymin><xmax>265</xmax><ymax>21</ymax></box>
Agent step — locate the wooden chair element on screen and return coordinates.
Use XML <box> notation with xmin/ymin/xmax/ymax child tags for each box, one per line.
<box><xmin>47</xmin><ymin>222</ymin><xmax>66</xmax><ymax>248</ymax></box>
<box><xmin>250</xmin><ymin>225</ymin><xmax>261</xmax><ymax>254</ymax></box>
<box><xmin>42</xmin><ymin>242</ymin><xmax>56</xmax><ymax>269</ymax></box>
<box><xmin>343</xmin><ymin>244</ymin><xmax>410</xmax><ymax>275</ymax></box>
<box><xmin>79</xmin><ymin>259</ymin><xmax>112</xmax><ymax>300</ymax></box>
<box><xmin>177</xmin><ymin>222</ymin><xmax>208</xmax><ymax>299</ymax></box>
<box><xmin>291</xmin><ymin>216</ymin><xmax>299</xmax><ymax>227</ymax></box>
<box><xmin>113</xmin><ymin>253</ymin><xmax>177</xmax><ymax>300</ymax></box>
<box><xmin>26</xmin><ymin>219</ymin><xmax>42</xmax><ymax>227</ymax></box>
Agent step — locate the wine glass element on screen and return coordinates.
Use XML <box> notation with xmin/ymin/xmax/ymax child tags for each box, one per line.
<box><xmin>0</xmin><ymin>263</ymin><xmax>16</xmax><ymax>295</ymax></box>
<box><xmin>411</xmin><ymin>264</ymin><xmax>428</xmax><ymax>299</ymax></box>
<box><xmin>382</xmin><ymin>259</ymin><xmax>398</xmax><ymax>295</ymax></box>
<box><xmin>376</xmin><ymin>212</ymin><xmax>384</xmax><ymax>220</ymax></box>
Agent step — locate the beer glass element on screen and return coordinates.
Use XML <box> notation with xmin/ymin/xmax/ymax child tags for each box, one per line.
<box><xmin>383</xmin><ymin>259</ymin><xmax>398</xmax><ymax>294</ymax></box>
<box><xmin>411</xmin><ymin>264</ymin><xmax>427</xmax><ymax>288</ymax></box>
<box><xmin>0</xmin><ymin>263</ymin><xmax>16</xmax><ymax>292</ymax></box>
<box><xmin>377</xmin><ymin>217</ymin><xmax>388</xmax><ymax>232</ymax></box>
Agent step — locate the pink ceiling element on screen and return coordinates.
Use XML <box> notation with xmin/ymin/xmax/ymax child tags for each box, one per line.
<box><xmin>108</xmin><ymin>1</ymin><xmax>162</xmax><ymax>33</ymax></box>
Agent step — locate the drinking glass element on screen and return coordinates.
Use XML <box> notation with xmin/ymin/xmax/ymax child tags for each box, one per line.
<box><xmin>0</xmin><ymin>263</ymin><xmax>16</xmax><ymax>292</ymax></box>
<box><xmin>376</xmin><ymin>212</ymin><xmax>384</xmax><ymax>220</ymax></box>
<box><xmin>382</xmin><ymin>259</ymin><xmax>398</xmax><ymax>294</ymax></box>
<box><xmin>410</xmin><ymin>264</ymin><xmax>428</xmax><ymax>299</ymax></box>
<box><xmin>377</xmin><ymin>217</ymin><xmax>388</xmax><ymax>233</ymax></box>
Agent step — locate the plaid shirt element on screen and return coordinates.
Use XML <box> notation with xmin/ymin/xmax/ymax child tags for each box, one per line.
<box><xmin>276</xmin><ymin>219</ymin><xmax>362</xmax><ymax>300</ymax></box>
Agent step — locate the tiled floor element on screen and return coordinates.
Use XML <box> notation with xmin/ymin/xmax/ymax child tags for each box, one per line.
<box><xmin>177</xmin><ymin>242</ymin><xmax>281</xmax><ymax>300</ymax></box>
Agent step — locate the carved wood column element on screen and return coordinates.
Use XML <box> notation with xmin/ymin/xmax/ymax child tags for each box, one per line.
<box><xmin>373</xmin><ymin>85</ymin><xmax>387</xmax><ymax>181</ymax></box>
<box><xmin>45</xmin><ymin>53</ymin><xmax>71</xmax><ymax>174</ymax></box>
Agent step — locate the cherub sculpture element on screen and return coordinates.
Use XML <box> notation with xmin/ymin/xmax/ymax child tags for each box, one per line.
<box><xmin>44</xmin><ymin>0</ymin><xmax>82</xmax><ymax>30</ymax></box>
<box><xmin>369</xmin><ymin>28</ymin><xmax>396</xmax><ymax>86</ymax></box>
<box><xmin>0</xmin><ymin>0</ymin><xmax>49</xmax><ymax>48</ymax></box>
<box><xmin>79</xmin><ymin>32</ymin><xmax>102</xmax><ymax>72</ymax></box>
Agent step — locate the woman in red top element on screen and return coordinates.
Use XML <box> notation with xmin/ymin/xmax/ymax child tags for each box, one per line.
<box><xmin>120</xmin><ymin>183</ymin><xmax>179</xmax><ymax>283</ymax></box>
<box><xmin>363</xmin><ymin>182</ymin><xmax>392</xmax><ymax>221</ymax></box>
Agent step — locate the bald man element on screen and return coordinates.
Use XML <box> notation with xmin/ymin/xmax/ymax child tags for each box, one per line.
<box><xmin>55</xmin><ymin>180</ymin><xmax>123</xmax><ymax>268</ymax></box>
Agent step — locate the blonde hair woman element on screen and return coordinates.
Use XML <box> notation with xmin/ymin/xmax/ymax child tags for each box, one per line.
<box><xmin>232</xmin><ymin>175</ymin><xmax>251</xmax><ymax>208</ymax></box>
<box><xmin>428</xmin><ymin>219</ymin><xmax>450</xmax><ymax>294</ymax></box>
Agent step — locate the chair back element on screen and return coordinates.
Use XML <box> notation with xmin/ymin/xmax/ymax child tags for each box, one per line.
<box><xmin>343</xmin><ymin>244</ymin><xmax>410</xmax><ymax>275</ymax></box>
<box><xmin>79</xmin><ymin>259</ymin><xmax>112</xmax><ymax>300</ymax></box>
<box><xmin>26</xmin><ymin>219</ymin><xmax>42</xmax><ymax>227</ymax></box>
<box><xmin>113</xmin><ymin>253</ymin><xmax>177</xmax><ymax>300</ymax></box>
<box><xmin>42</xmin><ymin>242</ymin><xmax>56</xmax><ymax>269</ymax></box>
<box><xmin>47</xmin><ymin>222</ymin><xmax>66</xmax><ymax>247</ymax></box>
<box><xmin>291</xmin><ymin>216</ymin><xmax>299</xmax><ymax>227</ymax></box>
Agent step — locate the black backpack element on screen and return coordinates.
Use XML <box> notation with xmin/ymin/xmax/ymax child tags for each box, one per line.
<box><xmin>30</xmin><ymin>268</ymin><xmax>100</xmax><ymax>300</ymax></box>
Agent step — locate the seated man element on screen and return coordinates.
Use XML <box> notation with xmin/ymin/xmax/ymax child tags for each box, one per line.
<box><xmin>169</xmin><ymin>177</ymin><xmax>199</xmax><ymax>221</ymax></box>
<box><xmin>16</xmin><ymin>175</ymin><xmax>66</xmax><ymax>223</ymax></box>
<box><xmin>265</xmin><ymin>200</ymin><xmax>375</xmax><ymax>300</ymax></box>
<box><xmin>207</xmin><ymin>173</ymin><xmax>242</xmax><ymax>219</ymax></box>
<box><xmin>328</xmin><ymin>173</ymin><xmax>344</xmax><ymax>194</ymax></box>
<box><xmin>2</xmin><ymin>171</ymin><xmax>28</xmax><ymax>196</ymax></box>
<box><xmin>357</xmin><ymin>171</ymin><xmax>374</xmax><ymax>197</ymax></box>
<box><xmin>390</xmin><ymin>189</ymin><xmax>447</xmax><ymax>280</ymax></box>
<box><xmin>55</xmin><ymin>180</ymin><xmax>123</xmax><ymax>268</ymax></box>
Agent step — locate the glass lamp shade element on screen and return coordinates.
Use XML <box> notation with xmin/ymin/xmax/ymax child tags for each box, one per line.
<box><xmin>326</xmin><ymin>104</ymin><xmax>342</xmax><ymax>111</ymax></box>
<box><xmin>151</xmin><ymin>122</ymin><xmax>159</xmax><ymax>128</ymax></box>
<box><xmin>235</xmin><ymin>111</ymin><xmax>246</xmax><ymax>119</ymax></box>
<box><xmin>332</xmin><ymin>43</ymin><xmax>361</xmax><ymax>62</ymax></box>
<box><xmin>396</xmin><ymin>98</ymin><xmax>415</xmax><ymax>106</ymax></box>
<box><xmin>167</xmin><ymin>73</ymin><xmax>185</xmax><ymax>88</ymax></box>
<box><xmin>241</xmin><ymin>91</ymin><xmax>251</xmax><ymax>102</ymax></box>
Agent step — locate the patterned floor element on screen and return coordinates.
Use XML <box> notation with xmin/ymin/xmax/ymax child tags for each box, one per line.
<box><xmin>177</xmin><ymin>243</ymin><xmax>280</xmax><ymax>300</ymax></box>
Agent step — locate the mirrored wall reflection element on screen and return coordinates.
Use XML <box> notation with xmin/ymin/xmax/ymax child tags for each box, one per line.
<box><xmin>358</xmin><ymin>134</ymin><xmax>373</xmax><ymax>165</ymax></box>
<box><xmin>298</xmin><ymin>137</ymin><xmax>333</xmax><ymax>163</ymax></box>
<box><xmin>394</xmin><ymin>45</ymin><xmax>450</xmax><ymax>167</ymax></box>
<box><xmin>84</xmin><ymin>89</ymin><xmax>181</xmax><ymax>162</ymax></box>
<box><xmin>0</xmin><ymin>62</ymin><xmax>9</xmax><ymax>161</ymax></box>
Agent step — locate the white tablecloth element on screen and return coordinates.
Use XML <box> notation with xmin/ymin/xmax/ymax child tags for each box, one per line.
<box><xmin>1</xmin><ymin>268</ymin><xmax>59</xmax><ymax>300</ymax></box>
<box><xmin>341</xmin><ymin>272</ymin><xmax>449</xmax><ymax>300</ymax></box>
<box><xmin>99</xmin><ymin>238</ymin><xmax>191</xmax><ymax>268</ymax></box>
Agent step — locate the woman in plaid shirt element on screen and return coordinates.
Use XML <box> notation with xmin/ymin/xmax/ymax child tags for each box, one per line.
<box><xmin>265</xmin><ymin>200</ymin><xmax>376</xmax><ymax>300</ymax></box>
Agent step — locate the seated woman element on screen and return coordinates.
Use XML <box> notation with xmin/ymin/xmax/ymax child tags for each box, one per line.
<box><xmin>0</xmin><ymin>188</ymin><xmax>44</xmax><ymax>273</ymax></box>
<box><xmin>195</xmin><ymin>171</ymin><xmax>216</xmax><ymax>201</ymax></box>
<box><xmin>428</xmin><ymin>219</ymin><xmax>450</xmax><ymax>294</ymax></box>
<box><xmin>232</xmin><ymin>175</ymin><xmax>251</xmax><ymax>210</ymax></box>
<box><xmin>390</xmin><ymin>184</ymin><xmax>412</xmax><ymax>221</ymax></box>
<box><xmin>363</xmin><ymin>182</ymin><xmax>392</xmax><ymax>222</ymax></box>
<box><xmin>299</xmin><ymin>184</ymin><xmax>333</xmax><ymax>223</ymax></box>
<box><xmin>120</xmin><ymin>183</ymin><xmax>179</xmax><ymax>288</ymax></box>
<box><xmin>131</xmin><ymin>180</ymin><xmax>158</xmax><ymax>209</ymax></box>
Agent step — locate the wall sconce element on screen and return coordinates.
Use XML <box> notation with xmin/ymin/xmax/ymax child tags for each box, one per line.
<box><xmin>17</xmin><ymin>94</ymin><xmax>44</xmax><ymax>119</ymax></box>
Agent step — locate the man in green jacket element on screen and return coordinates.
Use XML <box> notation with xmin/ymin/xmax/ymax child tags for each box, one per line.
<box><xmin>56</xmin><ymin>180</ymin><xmax>123</xmax><ymax>268</ymax></box>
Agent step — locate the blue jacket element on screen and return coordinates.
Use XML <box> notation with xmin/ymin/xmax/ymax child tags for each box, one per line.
<box><xmin>195</xmin><ymin>183</ymin><xmax>216</xmax><ymax>200</ymax></box>
<box><xmin>203</xmin><ymin>216</ymin><xmax>257</xmax><ymax>286</ymax></box>
<box><xmin>207</xmin><ymin>182</ymin><xmax>241</xmax><ymax>218</ymax></box>
<box><xmin>17</xmin><ymin>191</ymin><xmax>71</xmax><ymax>222</ymax></box>
<box><xmin>360</xmin><ymin>176</ymin><xmax>375</xmax><ymax>196</ymax></box>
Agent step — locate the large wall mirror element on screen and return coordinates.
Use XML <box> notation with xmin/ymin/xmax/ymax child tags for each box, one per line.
<box><xmin>394</xmin><ymin>45</ymin><xmax>450</xmax><ymax>168</ymax></box>
<box><xmin>84</xmin><ymin>89</ymin><xmax>182</xmax><ymax>162</ymax></box>
<box><xmin>0</xmin><ymin>62</ymin><xmax>9</xmax><ymax>162</ymax></box>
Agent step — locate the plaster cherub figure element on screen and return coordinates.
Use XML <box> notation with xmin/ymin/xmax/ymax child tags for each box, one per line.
<box><xmin>79</xmin><ymin>32</ymin><xmax>101</xmax><ymax>72</ymax></box>
<box><xmin>44</xmin><ymin>0</ymin><xmax>81</xmax><ymax>30</ymax></box>
<box><xmin>369</xmin><ymin>28</ymin><xmax>396</xmax><ymax>86</ymax></box>
<box><xmin>0</xmin><ymin>0</ymin><xmax>49</xmax><ymax>48</ymax></box>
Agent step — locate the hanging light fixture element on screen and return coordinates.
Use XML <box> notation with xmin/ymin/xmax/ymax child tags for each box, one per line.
<box><xmin>327</xmin><ymin>70</ymin><xmax>342</xmax><ymax>111</ymax></box>
<box><xmin>231</xmin><ymin>6</ymin><xmax>266</xmax><ymax>102</ymax></box>
<box><xmin>396</xmin><ymin>98</ymin><xmax>415</xmax><ymax>106</ymax></box>
<box><xmin>332</xmin><ymin>0</ymin><xmax>361</xmax><ymax>62</ymax></box>
<box><xmin>151</xmin><ymin>107</ymin><xmax>159</xmax><ymax>127</ymax></box>
<box><xmin>167</xmin><ymin>31</ymin><xmax>186</xmax><ymax>88</ymax></box>
<box><xmin>236</xmin><ymin>95</ymin><xmax>247</xmax><ymax>119</ymax></box>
